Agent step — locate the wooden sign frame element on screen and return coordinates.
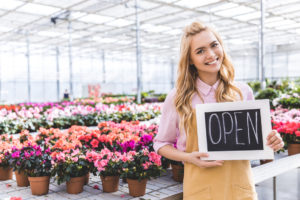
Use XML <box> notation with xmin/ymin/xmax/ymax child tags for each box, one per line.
<box><xmin>195</xmin><ymin>99</ymin><xmax>274</xmax><ymax>160</ymax></box>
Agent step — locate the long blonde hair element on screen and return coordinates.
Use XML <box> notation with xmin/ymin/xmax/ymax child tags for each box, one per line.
<box><xmin>175</xmin><ymin>21</ymin><xmax>243</xmax><ymax>133</ymax></box>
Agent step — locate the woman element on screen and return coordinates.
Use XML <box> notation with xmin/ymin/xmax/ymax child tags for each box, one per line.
<box><xmin>153</xmin><ymin>21</ymin><xmax>283</xmax><ymax>199</ymax></box>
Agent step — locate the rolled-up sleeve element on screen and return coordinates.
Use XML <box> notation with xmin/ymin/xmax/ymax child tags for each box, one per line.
<box><xmin>153</xmin><ymin>89</ymin><xmax>179</xmax><ymax>153</ymax></box>
<box><xmin>245</xmin><ymin>84</ymin><xmax>255</xmax><ymax>101</ymax></box>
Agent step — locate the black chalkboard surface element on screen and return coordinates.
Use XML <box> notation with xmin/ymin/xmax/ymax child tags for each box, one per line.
<box><xmin>205</xmin><ymin>109</ymin><xmax>263</xmax><ymax>151</ymax></box>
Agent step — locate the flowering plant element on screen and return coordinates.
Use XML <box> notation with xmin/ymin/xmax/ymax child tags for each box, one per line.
<box><xmin>51</xmin><ymin>148</ymin><xmax>89</xmax><ymax>185</ymax></box>
<box><xmin>121</xmin><ymin>149</ymin><xmax>163</xmax><ymax>181</ymax></box>
<box><xmin>272</xmin><ymin>120</ymin><xmax>300</xmax><ymax>144</ymax></box>
<box><xmin>0</xmin><ymin>134</ymin><xmax>13</xmax><ymax>168</ymax></box>
<box><xmin>86</xmin><ymin>148</ymin><xmax>123</xmax><ymax>177</ymax></box>
<box><xmin>8</xmin><ymin>143</ymin><xmax>52</xmax><ymax>177</ymax></box>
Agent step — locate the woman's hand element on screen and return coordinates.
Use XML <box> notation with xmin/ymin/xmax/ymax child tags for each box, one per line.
<box><xmin>186</xmin><ymin>152</ymin><xmax>224</xmax><ymax>168</ymax></box>
<box><xmin>267</xmin><ymin>130</ymin><xmax>284</xmax><ymax>152</ymax></box>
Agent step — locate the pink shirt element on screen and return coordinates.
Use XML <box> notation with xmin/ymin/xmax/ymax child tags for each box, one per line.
<box><xmin>153</xmin><ymin>78</ymin><xmax>255</xmax><ymax>153</ymax></box>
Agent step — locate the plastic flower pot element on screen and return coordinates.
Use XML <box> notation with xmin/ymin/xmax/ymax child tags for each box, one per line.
<box><xmin>66</xmin><ymin>176</ymin><xmax>85</xmax><ymax>194</ymax></box>
<box><xmin>100</xmin><ymin>175</ymin><xmax>120</xmax><ymax>193</ymax></box>
<box><xmin>288</xmin><ymin>143</ymin><xmax>300</xmax><ymax>156</ymax></box>
<box><xmin>0</xmin><ymin>167</ymin><xmax>12</xmax><ymax>180</ymax></box>
<box><xmin>127</xmin><ymin>178</ymin><xmax>147</xmax><ymax>197</ymax></box>
<box><xmin>171</xmin><ymin>164</ymin><xmax>184</xmax><ymax>182</ymax></box>
<box><xmin>15</xmin><ymin>171</ymin><xmax>29</xmax><ymax>187</ymax></box>
<box><xmin>28</xmin><ymin>176</ymin><xmax>50</xmax><ymax>195</ymax></box>
<box><xmin>85</xmin><ymin>173</ymin><xmax>89</xmax><ymax>185</ymax></box>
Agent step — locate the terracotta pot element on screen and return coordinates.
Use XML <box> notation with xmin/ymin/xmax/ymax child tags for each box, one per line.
<box><xmin>260</xmin><ymin>159</ymin><xmax>273</xmax><ymax>165</ymax></box>
<box><xmin>15</xmin><ymin>171</ymin><xmax>29</xmax><ymax>187</ymax></box>
<box><xmin>28</xmin><ymin>176</ymin><xmax>50</xmax><ymax>195</ymax></box>
<box><xmin>288</xmin><ymin>143</ymin><xmax>300</xmax><ymax>156</ymax></box>
<box><xmin>85</xmin><ymin>173</ymin><xmax>89</xmax><ymax>185</ymax></box>
<box><xmin>0</xmin><ymin>167</ymin><xmax>13</xmax><ymax>180</ymax></box>
<box><xmin>66</xmin><ymin>176</ymin><xmax>85</xmax><ymax>194</ymax></box>
<box><xmin>100</xmin><ymin>175</ymin><xmax>119</xmax><ymax>193</ymax></box>
<box><xmin>171</xmin><ymin>164</ymin><xmax>184</xmax><ymax>182</ymax></box>
<box><xmin>127</xmin><ymin>178</ymin><xmax>147</xmax><ymax>197</ymax></box>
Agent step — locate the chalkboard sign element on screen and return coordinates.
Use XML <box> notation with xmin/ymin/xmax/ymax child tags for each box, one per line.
<box><xmin>196</xmin><ymin>100</ymin><xmax>274</xmax><ymax>160</ymax></box>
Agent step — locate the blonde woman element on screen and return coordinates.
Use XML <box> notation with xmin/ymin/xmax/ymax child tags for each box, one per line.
<box><xmin>153</xmin><ymin>21</ymin><xmax>283</xmax><ymax>199</ymax></box>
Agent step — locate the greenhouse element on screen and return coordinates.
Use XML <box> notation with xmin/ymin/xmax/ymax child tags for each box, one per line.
<box><xmin>0</xmin><ymin>0</ymin><xmax>299</xmax><ymax>200</ymax></box>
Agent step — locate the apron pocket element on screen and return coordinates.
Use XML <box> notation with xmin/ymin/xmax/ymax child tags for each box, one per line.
<box><xmin>184</xmin><ymin>186</ymin><xmax>212</xmax><ymax>200</ymax></box>
<box><xmin>233</xmin><ymin>184</ymin><xmax>257</xmax><ymax>200</ymax></box>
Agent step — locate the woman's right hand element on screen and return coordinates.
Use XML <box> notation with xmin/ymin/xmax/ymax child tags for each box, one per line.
<box><xmin>186</xmin><ymin>152</ymin><xmax>224</xmax><ymax>168</ymax></box>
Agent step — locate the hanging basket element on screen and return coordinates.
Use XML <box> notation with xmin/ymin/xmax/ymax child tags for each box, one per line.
<box><xmin>171</xmin><ymin>164</ymin><xmax>184</xmax><ymax>182</ymax></box>
<box><xmin>66</xmin><ymin>176</ymin><xmax>86</xmax><ymax>194</ymax></box>
<box><xmin>100</xmin><ymin>175</ymin><xmax>120</xmax><ymax>193</ymax></box>
<box><xmin>127</xmin><ymin>178</ymin><xmax>147</xmax><ymax>197</ymax></box>
<box><xmin>288</xmin><ymin>143</ymin><xmax>300</xmax><ymax>156</ymax></box>
<box><xmin>0</xmin><ymin>167</ymin><xmax>13</xmax><ymax>180</ymax></box>
<box><xmin>28</xmin><ymin>176</ymin><xmax>50</xmax><ymax>195</ymax></box>
<box><xmin>15</xmin><ymin>171</ymin><xmax>29</xmax><ymax>187</ymax></box>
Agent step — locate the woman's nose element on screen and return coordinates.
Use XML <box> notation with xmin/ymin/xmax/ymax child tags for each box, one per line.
<box><xmin>206</xmin><ymin>49</ymin><xmax>215</xmax><ymax>58</ymax></box>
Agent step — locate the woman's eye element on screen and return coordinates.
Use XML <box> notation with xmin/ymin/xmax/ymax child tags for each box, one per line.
<box><xmin>212</xmin><ymin>43</ymin><xmax>218</xmax><ymax>47</ymax></box>
<box><xmin>197</xmin><ymin>50</ymin><xmax>204</xmax><ymax>54</ymax></box>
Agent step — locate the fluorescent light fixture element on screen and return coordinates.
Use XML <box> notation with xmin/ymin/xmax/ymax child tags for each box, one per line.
<box><xmin>0</xmin><ymin>0</ymin><xmax>23</xmax><ymax>10</ymax></box>
<box><xmin>141</xmin><ymin>24</ymin><xmax>171</xmax><ymax>33</ymax></box>
<box><xmin>17</xmin><ymin>3</ymin><xmax>60</xmax><ymax>15</ymax></box>
<box><xmin>71</xmin><ymin>11</ymin><xmax>86</xmax><ymax>20</ymax></box>
<box><xmin>265</xmin><ymin>17</ymin><xmax>283</xmax><ymax>23</ymax></box>
<box><xmin>38</xmin><ymin>31</ymin><xmax>61</xmax><ymax>37</ymax></box>
<box><xmin>115</xmin><ymin>40</ymin><xmax>132</xmax><ymax>45</ymax></box>
<box><xmin>276</xmin><ymin>23</ymin><xmax>300</xmax><ymax>30</ymax></box>
<box><xmin>217</xmin><ymin>6</ymin><xmax>255</xmax><ymax>17</ymax></box>
<box><xmin>106</xmin><ymin>19</ymin><xmax>133</xmax><ymax>27</ymax></box>
<box><xmin>175</xmin><ymin>0</ymin><xmax>220</xmax><ymax>8</ymax></box>
<box><xmin>78</xmin><ymin>14</ymin><xmax>114</xmax><ymax>24</ymax></box>
<box><xmin>93</xmin><ymin>37</ymin><xmax>117</xmax><ymax>43</ymax></box>
<box><xmin>0</xmin><ymin>26</ymin><xmax>11</xmax><ymax>32</ymax></box>
<box><xmin>209</xmin><ymin>2</ymin><xmax>238</xmax><ymax>12</ymax></box>
<box><xmin>266</xmin><ymin>19</ymin><xmax>294</xmax><ymax>28</ymax></box>
<box><xmin>165</xmin><ymin>29</ymin><xmax>182</xmax><ymax>35</ymax></box>
<box><xmin>234</xmin><ymin>11</ymin><xmax>262</xmax><ymax>21</ymax></box>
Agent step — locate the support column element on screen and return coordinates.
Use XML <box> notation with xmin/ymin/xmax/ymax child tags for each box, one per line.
<box><xmin>102</xmin><ymin>50</ymin><xmax>106</xmax><ymax>83</ymax></box>
<box><xmin>26</xmin><ymin>33</ymin><xmax>31</xmax><ymax>102</ymax></box>
<box><xmin>56</xmin><ymin>47</ymin><xmax>60</xmax><ymax>101</ymax></box>
<box><xmin>259</xmin><ymin>0</ymin><xmax>265</xmax><ymax>88</ymax></box>
<box><xmin>135</xmin><ymin>0</ymin><xmax>142</xmax><ymax>104</ymax></box>
<box><xmin>171</xmin><ymin>59</ymin><xmax>175</xmax><ymax>89</ymax></box>
<box><xmin>68</xmin><ymin>21</ymin><xmax>73</xmax><ymax>99</ymax></box>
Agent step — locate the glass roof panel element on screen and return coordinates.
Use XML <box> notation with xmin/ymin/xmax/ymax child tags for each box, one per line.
<box><xmin>106</xmin><ymin>19</ymin><xmax>134</xmax><ymax>27</ymax></box>
<box><xmin>78</xmin><ymin>14</ymin><xmax>114</xmax><ymax>24</ymax></box>
<box><xmin>17</xmin><ymin>3</ymin><xmax>61</xmax><ymax>16</ymax></box>
<box><xmin>0</xmin><ymin>0</ymin><xmax>24</xmax><ymax>10</ymax></box>
<box><xmin>217</xmin><ymin>5</ymin><xmax>255</xmax><ymax>17</ymax></box>
<box><xmin>175</xmin><ymin>0</ymin><xmax>221</xmax><ymax>8</ymax></box>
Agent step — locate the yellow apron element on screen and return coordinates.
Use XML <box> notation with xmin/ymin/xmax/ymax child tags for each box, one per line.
<box><xmin>183</xmin><ymin>110</ymin><xmax>258</xmax><ymax>200</ymax></box>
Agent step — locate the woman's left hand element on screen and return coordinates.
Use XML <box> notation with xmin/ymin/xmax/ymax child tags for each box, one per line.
<box><xmin>266</xmin><ymin>130</ymin><xmax>284</xmax><ymax>152</ymax></box>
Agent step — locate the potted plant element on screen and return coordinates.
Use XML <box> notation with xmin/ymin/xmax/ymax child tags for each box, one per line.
<box><xmin>51</xmin><ymin>148</ymin><xmax>89</xmax><ymax>194</ymax></box>
<box><xmin>0</xmin><ymin>135</ymin><xmax>13</xmax><ymax>180</ymax></box>
<box><xmin>121</xmin><ymin>149</ymin><xmax>163</xmax><ymax>197</ymax></box>
<box><xmin>86</xmin><ymin>148</ymin><xmax>123</xmax><ymax>193</ymax></box>
<box><xmin>18</xmin><ymin>144</ymin><xmax>52</xmax><ymax>195</ymax></box>
<box><xmin>273</xmin><ymin>120</ymin><xmax>300</xmax><ymax>155</ymax></box>
<box><xmin>8</xmin><ymin>145</ymin><xmax>31</xmax><ymax>187</ymax></box>
<box><xmin>170</xmin><ymin>160</ymin><xmax>184</xmax><ymax>182</ymax></box>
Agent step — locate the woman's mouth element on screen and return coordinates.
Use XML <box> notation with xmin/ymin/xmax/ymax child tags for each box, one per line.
<box><xmin>205</xmin><ymin>57</ymin><xmax>219</xmax><ymax>65</ymax></box>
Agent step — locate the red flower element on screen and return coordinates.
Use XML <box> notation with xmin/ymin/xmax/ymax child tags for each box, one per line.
<box><xmin>10</xmin><ymin>197</ymin><xmax>22</xmax><ymax>200</ymax></box>
<box><xmin>93</xmin><ymin>185</ymin><xmax>100</xmax><ymax>190</ymax></box>
<box><xmin>90</xmin><ymin>139</ymin><xmax>99</xmax><ymax>148</ymax></box>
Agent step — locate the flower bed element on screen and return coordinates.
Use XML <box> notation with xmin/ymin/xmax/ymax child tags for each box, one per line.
<box><xmin>0</xmin><ymin>103</ymin><xmax>161</xmax><ymax>135</ymax></box>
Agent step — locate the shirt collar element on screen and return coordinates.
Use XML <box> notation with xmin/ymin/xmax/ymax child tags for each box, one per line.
<box><xmin>196</xmin><ymin>78</ymin><xmax>220</xmax><ymax>96</ymax></box>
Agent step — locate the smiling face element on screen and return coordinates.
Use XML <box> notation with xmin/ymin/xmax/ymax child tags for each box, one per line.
<box><xmin>190</xmin><ymin>29</ymin><xmax>224</xmax><ymax>83</ymax></box>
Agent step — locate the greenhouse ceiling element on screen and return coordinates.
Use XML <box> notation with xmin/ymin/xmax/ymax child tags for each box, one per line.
<box><xmin>0</xmin><ymin>0</ymin><xmax>300</xmax><ymax>58</ymax></box>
